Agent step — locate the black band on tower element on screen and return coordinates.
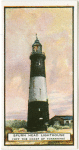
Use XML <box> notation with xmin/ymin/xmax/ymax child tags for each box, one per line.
<box><xmin>30</xmin><ymin>53</ymin><xmax>46</xmax><ymax>77</ymax></box>
<box><xmin>27</xmin><ymin>101</ymin><xmax>49</xmax><ymax>132</ymax></box>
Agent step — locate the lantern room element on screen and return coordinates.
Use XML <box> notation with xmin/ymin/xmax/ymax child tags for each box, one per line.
<box><xmin>32</xmin><ymin>34</ymin><xmax>42</xmax><ymax>53</ymax></box>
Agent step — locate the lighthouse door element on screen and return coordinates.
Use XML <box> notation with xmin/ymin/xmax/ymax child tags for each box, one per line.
<box><xmin>38</xmin><ymin>109</ymin><xmax>44</xmax><ymax>127</ymax></box>
<box><xmin>39</xmin><ymin>118</ymin><xmax>43</xmax><ymax>126</ymax></box>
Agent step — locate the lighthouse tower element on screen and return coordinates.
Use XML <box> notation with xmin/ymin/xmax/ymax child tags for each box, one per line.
<box><xmin>27</xmin><ymin>35</ymin><xmax>49</xmax><ymax>131</ymax></box>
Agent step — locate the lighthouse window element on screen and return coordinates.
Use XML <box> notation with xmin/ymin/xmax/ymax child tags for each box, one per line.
<box><xmin>39</xmin><ymin>117</ymin><xmax>43</xmax><ymax>120</ymax></box>
<box><xmin>33</xmin><ymin>46</ymin><xmax>38</xmax><ymax>52</ymax></box>
<box><xmin>39</xmin><ymin>61</ymin><xmax>40</xmax><ymax>65</ymax></box>
<box><xmin>35</xmin><ymin>60</ymin><xmax>41</xmax><ymax>66</ymax></box>
<box><xmin>40</xmin><ymin>88</ymin><xmax>41</xmax><ymax>95</ymax></box>
<box><xmin>38</xmin><ymin>108</ymin><xmax>40</xmax><ymax>111</ymax></box>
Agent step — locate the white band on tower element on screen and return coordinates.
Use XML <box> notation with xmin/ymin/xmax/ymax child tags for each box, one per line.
<box><xmin>29</xmin><ymin>76</ymin><xmax>48</xmax><ymax>102</ymax></box>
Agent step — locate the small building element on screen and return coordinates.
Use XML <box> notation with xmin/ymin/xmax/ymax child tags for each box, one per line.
<box><xmin>49</xmin><ymin>115</ymin><xmax>73</xmax><ymax>126</ymax></box>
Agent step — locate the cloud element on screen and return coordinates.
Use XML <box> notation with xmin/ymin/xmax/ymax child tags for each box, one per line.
<box><xmin>48</xmin><ymin>91</ymin><xmax>73</xmax><ymax>119</ymax></box>
<box><xmin>6</xmin><ymin>110</ymin><xmax>27</xmax><ymax>120</ymax></box>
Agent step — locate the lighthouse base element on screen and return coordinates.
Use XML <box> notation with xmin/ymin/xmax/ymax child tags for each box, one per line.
<box><xmin>27</xmin><ymin>101</ymin><xmax>49</xmax><ymax>132</ymax></box>
<box><xmin>27</xmin><ymin>125</ymin><xmax>47</xmax><ymax>132</ymax></box>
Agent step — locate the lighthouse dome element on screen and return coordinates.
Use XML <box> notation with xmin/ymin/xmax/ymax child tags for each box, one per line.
<box><xmin>32</xmin><ymin>34</ymin><xmax>42</xmax><ymax>53</ymax></box>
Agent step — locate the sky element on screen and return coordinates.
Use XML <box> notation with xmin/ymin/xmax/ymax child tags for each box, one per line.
<box><xmin>5</xmin><ymin>7</ymin><xmax>73</xmax><ymax>120</ymax></box>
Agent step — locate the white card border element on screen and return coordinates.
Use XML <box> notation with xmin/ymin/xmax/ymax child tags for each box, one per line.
<box><xmin>1</xmin><ymin>1</ymin><xmax>77</xmax><ymax>150</ymax></box>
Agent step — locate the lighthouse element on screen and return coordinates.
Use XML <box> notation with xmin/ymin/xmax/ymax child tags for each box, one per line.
<box><xmin>27</xmin><ymin>34</ymin><xmax>49</xmax><ymax>132</ymax></box>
